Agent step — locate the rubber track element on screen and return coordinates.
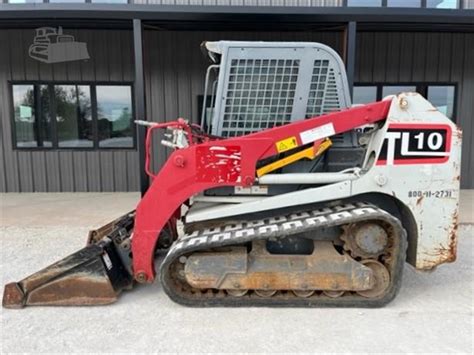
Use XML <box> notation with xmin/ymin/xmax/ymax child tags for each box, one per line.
<box><xmin>160</xmin><ymin>202</ymin><xmax>407</xmax><ymax>307</ymax></box>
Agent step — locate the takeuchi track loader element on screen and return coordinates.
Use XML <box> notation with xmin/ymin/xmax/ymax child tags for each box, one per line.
<box><xmin>3</xmin><ymin>41</ymin><xmax>462</xmax><ymax>308</ymax></box>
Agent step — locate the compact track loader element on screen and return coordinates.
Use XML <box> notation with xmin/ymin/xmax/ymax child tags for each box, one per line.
<box><xmin>3</xmin><ymin>41</ymin><xmax>462</xmax><ymax>308</ymax></box>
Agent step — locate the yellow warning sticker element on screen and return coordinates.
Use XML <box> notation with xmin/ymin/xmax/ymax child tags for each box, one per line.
<box><xmin>275</xmin><ymin>136</ymin><xmax>298</xmax><ymax>153</ymax></box>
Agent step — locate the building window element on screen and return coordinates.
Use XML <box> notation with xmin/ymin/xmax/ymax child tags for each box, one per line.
<box><xmin>427</xmin><ymin>86</ymin><xmax>455</xmax><ymax>119</ymax></box>
<box><xmin>352</xmin><ymin>86</ymin><xmax>377</xmax><ymax>104</ymax></box>
<box><xmin>347</xmin><ymin>0</ymin><xmax>382</xmax><ymax>6</ymax></box>
<box><xmin>49</xmin><ymin>0</ymin><xmax>86</xmax><ymax>2</ymax></box>
<box><xmin>11</xmin><ymin>82</ymin><xmax>134</xmax><ymax>150</ymax></box>
<box><xmin>382</xmin><ymin>85</ymin><xmax>416</xmax><ymax>97</ymax></box>
<box><xmin>386</xmin><ymin>0</ymin><xmax>421</xmax><ymax>7</ymax></box>
<box><xmin>426</xmin><ymin>0</ymin><xmax>458</xmax><ymax>8</ymax></box>
<box><xmin>353</xmin><ymin>83</ymin><xmax>457</xmax><ymax>121</ymax></box>
<box><xmin>12</xmin><ymin>84</ymin><xmax>54</xmax><ymax>148</ymax></box>
<box><xmin>97</xmin><ymin>85</ymin><xmax>134</xmax><ymax>148</ymax></box>
<box><xmin>13</xmin><ymin>85</ymin><xmax>36</xmax><ymax>148</ymax></box>
<box><xmin>38</xmin><ymin>85</ymin><xmax>53</xmax><ymax>147</ymax></box>
<box><xmin>8</xmin><ymin>0</ymin><xmax>43</xmax><ymax>3</ymax></box>
<box><xmin>55</xmin><ymin>85</ymin><xmax>93</xmax><ymax>148</ymax></box>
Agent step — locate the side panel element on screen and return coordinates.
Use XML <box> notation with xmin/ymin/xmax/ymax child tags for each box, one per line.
<box><xmin>352</xmin><ymin>93</ymin><xmax>461</xmax><ymax>270</ymax></box>
<box><xmin>187</xmin><ymin>94</ymin><xmax>462</xmax><ymax>270</ymax></box>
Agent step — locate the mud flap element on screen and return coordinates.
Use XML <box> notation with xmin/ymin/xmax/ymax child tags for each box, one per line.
<box><xmin>3</xmin><ymin>237</ymin><xmax>133</xmax><ymax>309</ymax></box>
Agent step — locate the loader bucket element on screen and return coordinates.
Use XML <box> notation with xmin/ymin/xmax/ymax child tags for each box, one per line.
<box><xmin>3</xmin><ymin>223</ymin><xmax>134</xmax><ymax>308</ymax></box>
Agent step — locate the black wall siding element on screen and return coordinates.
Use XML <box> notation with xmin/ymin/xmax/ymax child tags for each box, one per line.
<box><xmin>0</xmin><ymin>29</ymin><xmax>472</xmax><ymax>192</ymax></box>
<box><xmin>0</xmin><ymin>29</ymin><xmax>138</xmax><ymax>192</ymax></box>
<box><xmin>59</xmin><ymin>151</ymin><xmax>74</xmax><ymax>191</ymax></box>
<box><xmin>31</xmin><ymin>151</ymin><xmax>46</xmax><ymax>191</ymax></box>
<box><xmin>0</xmin><ymin>83</ymin><xmax>7</xmax><ymax>192</ymax></box>
<box><xmin>1</xmin><ymin>30</ymin><xmax>20</xmax><ymax>192</ymax></box>
<box><xmin>462</xmin><ymin>33</ymin><xmax>473</xmax><ymax>191</ymax></box>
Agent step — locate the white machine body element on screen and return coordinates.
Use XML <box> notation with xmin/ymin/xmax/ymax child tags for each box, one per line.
<box><xmin>187</xmin><ymin>93</ymin><xmax>462</xmax><ymax>271</ymax></box>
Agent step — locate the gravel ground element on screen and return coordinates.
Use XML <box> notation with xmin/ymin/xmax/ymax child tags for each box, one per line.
<box><xmin>0</xmin><ymin>194</ymin><xmax>473</xmax><ymax>353</ymax></box>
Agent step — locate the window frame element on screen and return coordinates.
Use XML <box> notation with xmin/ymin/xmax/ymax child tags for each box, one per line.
<box><xmin>10</xmin><ymin>80</ymin><xmax>136</xmax><ymax>151</ymax></box>
<box><xmin>425</xmin><ymin>0</ymin><xmax>461</xmax><ymax>9</ymax></box>
<box><xmin>353</xmin><ymin>82</ymin><xmax>458</xmax><ymax>122</ymax></box>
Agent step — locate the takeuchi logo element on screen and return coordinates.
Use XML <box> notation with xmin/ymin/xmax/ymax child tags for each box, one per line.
<box><xmin>29</xmin><ymin>26</ymin><xmax>90</xmax><ymax>64</ymax></box>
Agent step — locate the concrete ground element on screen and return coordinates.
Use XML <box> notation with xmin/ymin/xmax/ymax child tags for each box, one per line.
<box><xmin>1</xmin><ymin>192</ymin><xmax>473</xmax><ymax>353</ymax></box>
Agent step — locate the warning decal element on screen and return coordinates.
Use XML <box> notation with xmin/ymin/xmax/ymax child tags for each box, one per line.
<box><xmin>299</xmin><ymin>123</ymin><xmax>336</xmax><ymax>145</ymax></box>
<box><xmin>275</xmin><ymin>136</ymin><xmax>298</xmax><ymax>153</ymax></box>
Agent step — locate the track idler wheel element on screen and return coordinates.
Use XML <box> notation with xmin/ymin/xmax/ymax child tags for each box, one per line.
<box><xmin>356</xmin><ymin>260</ymin><xmax>390</xmax><ymax>298</ymax></box>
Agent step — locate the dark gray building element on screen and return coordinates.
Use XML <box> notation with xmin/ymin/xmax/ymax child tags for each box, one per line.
<box><xmin>0</xmin><ymin>1</ymin><xmax>472</xmax><ymax>193</ymax></box>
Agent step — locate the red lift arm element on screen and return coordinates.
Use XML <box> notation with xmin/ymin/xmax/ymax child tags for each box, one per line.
<box><xmin>131</xmin><ymin>100</ymin><xmax>391</xmax><ymax>283</ymax></box>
